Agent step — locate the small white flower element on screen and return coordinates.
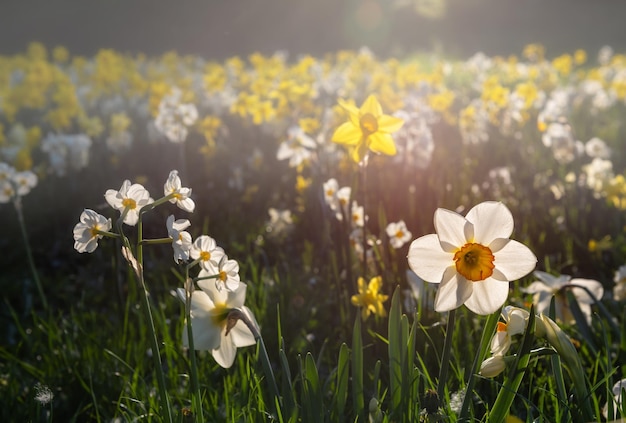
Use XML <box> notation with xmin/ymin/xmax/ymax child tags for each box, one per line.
<box><xmin>104</xmin><ymin>180</ymin><xmax>154</xmax><ymax>226</ymax></box>
<box><xmin>12</xmin><ymin>170</ymin><xmax>38</xmax><ymax>196</ymax></box>
<box><xmin>190</xmin><ymin>235</ymin><xmax>225</xmax><ymax>271</ymax></box>
<box><xmin>386</xmin><ymin>220</ymin><xmax>412</xmax><ymax>249</ymax></box>
<box><xmin>164</xmin><ymin>170</ymin><xmax>195</xmax><ymax>213</ymax></box>
<box><xmin>166</xmin><ymin>215</ymin><xmax>192</xmax><ymax>263</ymax></box>
<box><xmin>198</xmin><ymin>254</ymin><xmax>241</xmax><ymax>291</ymax></box>
<box><xmin>73</xmin><ymin>209</ymin><xmax>112</xmax><ymax>253</ymax></box>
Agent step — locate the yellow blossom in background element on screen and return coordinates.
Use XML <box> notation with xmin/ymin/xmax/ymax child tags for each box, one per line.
<box><xmin>298</xmin><ymin>118</ymin><xmax>320</xmax><ymax>134</ymax></box>
<box><xmin>351</xmin><ymin>276</ymin><xmax>389</xmax><ymax>320</ymax></box>
<box><xmin>198</xmin><ymin>116</ymin><xmax>222</xmax><ymax>156</ymax></box>
<box><xmin>574</xmin><ymin>49</ymin><xmax>587</xmax><ymax>65</ymax></box>
<box><xmin>588</xmin><ymin>235</ymin><xmax>612</xmax><ymax>253</ymax></box>
<box><xmin>26</xmin><ymin>126</ymin><xmax>42</xmax><ymax>149</ymax></box>
<box><xmin>606</xmin><ymin>174</ymin><xmax>626</xmax><ymax>210</ymax></box>
<box><xmin>523</xmin><ymin>43</ymin><xmax>546</xmax><ymax>62</ymax></box>
<box><xmin>295</xmin><ymin>174</ymin><xmax>311</xmax><ymax>194</ymax></box>
<box><xmin>110</xmin><ymin>113</ymin><xmax>131</xmax><ymax>135</ymax></box>
<box><xmin>52</xmin><ymin>45</ymin><xmax>70</xmax><ymax>64</ymax></box>
<box><xmin>552</xmin><ymin>54</ymin><xmax>573</xmax><ymax>77</ymax></box>
<box><xmin>332</xmin><ymin>94</ymin><xmax>404</xmax><ymax>163</ymax></box>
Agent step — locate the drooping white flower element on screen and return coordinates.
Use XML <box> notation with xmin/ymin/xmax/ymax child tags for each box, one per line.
<box><xmin>177</xmin><ymin>281</ymin><xmax>258</xmax><ymax>368</ymax></box>
<box><xmin>522</xmin><ymin>270</ymin><xmax>604</xmax><ymax>324</ymax></box>
<box><xmin>164</xmin><ymin>170</ymin><xmax>195</xmax><ymax>213</ymax></box>
<box><xmin>490</xmin><ymin>306</ymin><xmax>530</xmax><ymax>356</ymax></box>
<box><xmin>166</xmin><ymin>215</ymin><xmax>192</xmax><ymax>263</ymax></box>
<box><xmin>104</xmin><ymin>180</ymin><xmax>154</xmax><ymax>226</ymax></box>
<box><xmin>73</xmin><ymin>209</ymin><xmax>112</xmax><ymax>253</ymax></box>
<box><xmin>407</xmin><ymin>201</ymin><xmax>537</xmax><ymax>315</ymax></box>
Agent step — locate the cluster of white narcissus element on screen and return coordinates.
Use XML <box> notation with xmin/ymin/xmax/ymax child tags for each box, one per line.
<box><xmin>0</xmin><ymin>162</ymin><xmax>38</xmax><ymax>203</ymax></box>
<box><xmin>73</xmin><ymin>169</ymin><xmax>258</xmax><ymax>368</ymax></box>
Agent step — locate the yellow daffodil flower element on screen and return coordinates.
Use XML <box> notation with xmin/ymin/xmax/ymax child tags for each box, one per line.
<box><xmin>351</xmin><ymin>276</ymin><xmax>389</xmax><ymax>320</ymax></box>
<box><xmin>332</xmin><ymin>94</ymin><xmax>404</xmax><ymax>163</ymax></box>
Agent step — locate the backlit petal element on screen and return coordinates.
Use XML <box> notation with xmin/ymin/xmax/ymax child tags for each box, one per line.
<box><xmin>464</xmin><ymin>278</ymin><xmax>510</xmax><ymax>315</ymax></box>
<box><xmin>368</xmin><ymin>132</ymin><xmax>397</xmax><ymax>156</ymax></box>
<box><xmin>466</xmin><ymin>201</ymin><xmax>514</xmax><ymax>245</ymax></box>
<box><xmin>332</xmin><ymin>122</ymin><xmax>362</xmax><ymax>145</ymax></box>
<box><xmin>434</xmin><ymin>267</ymin><xmax>473</xmax><ymax>312</ymax></box>
<box><xmin>360</xmin><ymin>94</ymin><xmax>383</xmax><ymax>117</ymax></box>
<box><xmin>377</xmin><ymin>114</ymin><xmax>404</xmax><ymax>133</ymax></box>
<box><xmin>492</xmin><ymin>239</ymin><xmax>537</xmax><ymax>280</ymax></box>
<box><xmin>213</xmin><ymin>329</ymin><xmax>237</xmax><ymax>368</ymax></box>
<box><xmin>407</xmin><ymin>234</ymin><xmax>453</xmax><ymax>282</ymax></box>
<box><xmin>569</xmin><ymin>278</ymin><xmax>604</xmax><ymax>304</ymax></box>
<box><xmin>434</xmin><ymin>208</ymin><xmax>470</xmax><ymax>251</ymax></box>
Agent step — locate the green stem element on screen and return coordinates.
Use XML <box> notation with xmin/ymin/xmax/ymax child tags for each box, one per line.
<box><xmin>14</xmin><ymin>198</ymin><xmax>48</xmax><ymax>310</ymax></box>
<box><xmin>437</xmin><ymin>308</ymin><xmax>456</xmax><ymax>402</ymax></box>
<box><xmin>140</xmin><ymin>238</ymin><xmax>175</xmax><ymax>246</ymax></box>
<box><xmin>459</xmin><ymin>310</ymin><xmax>501</xmax><ymax>421</ymax></box>
<box><xmin>184</xmin><ymin>275</ymin><xmax>205</xmax><ymax>422</ymax></box>
<box><xmin>360</xmin><ymin>155</ymin><xmax>368</xmax><ymax>278</ymax></box>
<box><xmin>118</xmin><ymin>212</ymin><xmax>173</xmax><ymax>423</ymax></box>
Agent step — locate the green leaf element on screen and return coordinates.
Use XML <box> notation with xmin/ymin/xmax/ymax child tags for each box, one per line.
<box><xmin>388</xmin><ymin>287</ymin><xmax>403</xmax><ymax>412</ymax></box>
<box><xmin>334</xmin><ymin>343</ymin><xmax>350</xmax><ymax>420</ymax></box>
<box><xmin>352</xmin><ymin>314</ymin><xmax>364</xmax><ymax>421</ymax></box>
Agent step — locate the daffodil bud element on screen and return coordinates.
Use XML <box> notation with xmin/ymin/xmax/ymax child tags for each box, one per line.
<box><xmin>536</xmin><ymin>314</ymin><xmax>578</xmax><ymax>364</ymax></box>
<box><xmin>479</xmin><ymin>355</ymin><xmax>506</xmax><ymax>378</ymax></box>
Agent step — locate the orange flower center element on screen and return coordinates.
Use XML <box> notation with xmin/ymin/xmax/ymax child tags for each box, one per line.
<box><xmin>200</xmin><ymin>251</ymin><xmax>211</xmax><ymax>262</ymax></box>
<box><xmin>122</xmin><ymin>198</ymin><xmax>137</xmax><ymax>210</ymax></box>
<box><xmin>453</xmin><ymin>242</ymin><xmax>495</xmax><ymax>281</ymax></box>
<box><xmin>360</xmin><ymin>113</ymin><xmax>378</xmax><ymax>136</ymax></box>
<box><xmin>218</xmin><ymin>270</ymin><xmax>227</xmax><ymax>281</ymax></box>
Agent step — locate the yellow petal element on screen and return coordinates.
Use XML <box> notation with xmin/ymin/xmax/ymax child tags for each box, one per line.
<box><xmin>332</xmin><ymin>122</ymin><xmax>362</xmax><ymax>145</ymax></box>
<box><xmin>369</xmin><ymin>276</ymin><xmax>382</xmax><ymax>292</ymax></box>
<box><xmin>337</xmin><ymin>98</ymin><xmax>359</xmax><ymax>115</ymax></box>
<box><xmin>368</xmin><ymin>132</ymin><xmax>397</xmax><ymax>156</ymax></box>
<box><xmin>377</xmin><ymin>114</ymin><xmax>404</xmax><ymax>133</ymax></box>
<box><xmin>360</xmin><ymin>95</ymin><xmax>383</xmax><ymax>117</ymax></box>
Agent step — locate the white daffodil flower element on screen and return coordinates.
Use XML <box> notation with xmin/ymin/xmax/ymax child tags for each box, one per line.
<box><xmin>73</xmin><ymin>209</ymin><xmax>112</xmax><ymax>253</ymax></box>
<box><xmin>104</xmin><ymin>180</ymin><xmax>153</xmax><ymax>226</ymax></box>
<box><xmin>407</xmin><ymin>201</ymin><xmax>537</xmax><ymax>315</ymax></box>
<box><xmin>177</xmin><ymin>281</ymin><xmax>258</xmax><ymax>368</ymax></box>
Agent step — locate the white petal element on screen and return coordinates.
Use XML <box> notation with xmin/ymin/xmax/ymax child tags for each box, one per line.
<box><xmin>520</xmin><ymin>281</ymin><xmax>552</xmax><ymax>294</ymax></box>
<box><xmin>433</xmin><ymin>267</ymin><xmax>473</xmax><ymax>312</ymax></box>
<box><xmin>569</xmin><ymin>278</ymin><xmax>604</xmax><ymax>303</ymax></box>
<box><xmin>434</xmin><ymin>208</ymin><xmax>470</xmax><ymax>251</ymax></box>
<box><xmin>213</xmin><ymin>330</ymin><xmax>237</xmax><ymax>368</ymax></box>
<box><xmin>492</xmin><ymin>240</ymin><xmax>537</xmax><ymax>280</ymax></box>
<box><xmin>407</xmin><ymin>234</ymin><xmax>453</xmax><ymax>283</ymax></box>
<box><xmin>534</xmin><ymin>270</ymin><xmax>570</xmax><ymax>288</ymax></box>
<box><xmin>533</xmin><ymin>291</ymin><xmax>554</xmax><ymax>316</ymax></box>
<box><xmin>464</xmin><ymin>278</ymin><xmax>510</xmax><ymax>315</ymax></box>
<box><xmin>229</xmin><ymin>314</ymin><xmax>257</xmax><ymax>347</ymax></box>
<box><xmin>466</xmin><ymin>201</ymin><xmax>514</xmax><ymax>245</ymax></box>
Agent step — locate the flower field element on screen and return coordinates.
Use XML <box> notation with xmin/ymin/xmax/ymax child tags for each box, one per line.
<box><xmin>1</xmin><ymin>42</ymin><xmax>625</xmax><ymax>422</ymax></box>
